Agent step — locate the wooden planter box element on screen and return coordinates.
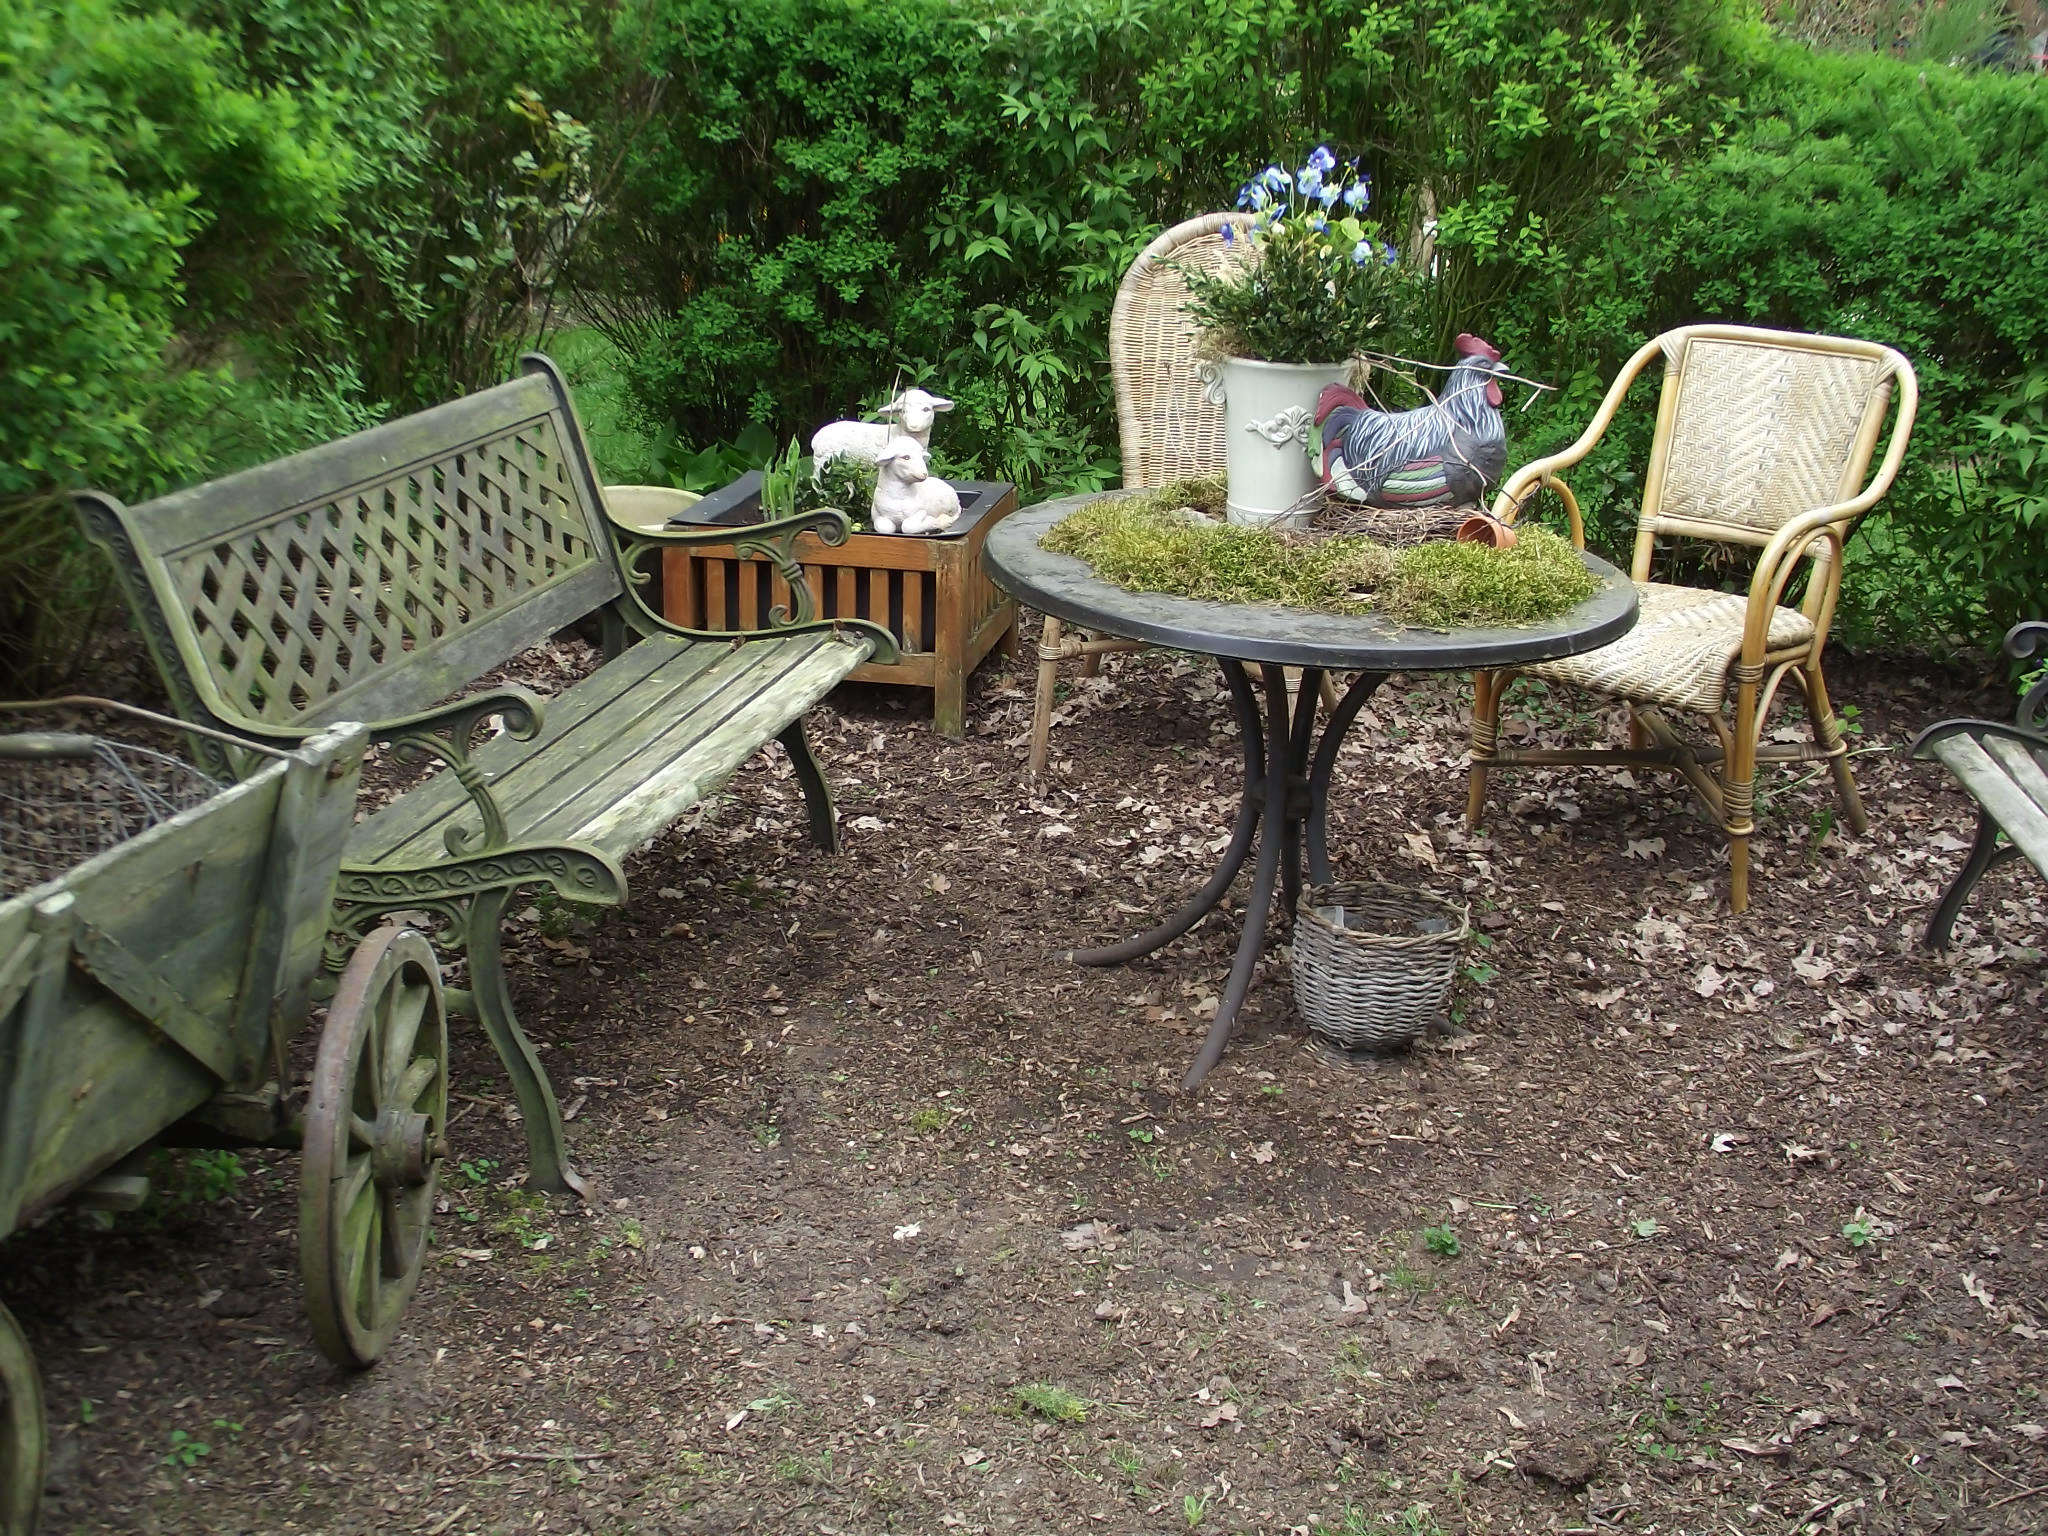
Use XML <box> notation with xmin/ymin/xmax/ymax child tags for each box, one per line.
<box><xmin>661</xmin><ymin>480</ymin><xmax>1020</xmax><ymax>737</ymax></box>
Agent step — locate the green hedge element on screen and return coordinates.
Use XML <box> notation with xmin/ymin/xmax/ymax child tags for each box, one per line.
<box><xmin>3</xmin><ymin>0</ymin><xmax>2043</xmax><ymax>688</ymax></box>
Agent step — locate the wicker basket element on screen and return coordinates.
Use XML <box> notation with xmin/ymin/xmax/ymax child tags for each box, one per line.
<box><xmin>1290</xmin><ymin>882</ymin><xmax>1469</xmax><ymax>1054</ymax></box>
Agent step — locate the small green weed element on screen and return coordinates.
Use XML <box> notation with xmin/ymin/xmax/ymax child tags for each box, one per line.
<box><xmin>1631</xmin><ymin>1217</ymin><xmax>1662</xmax><ymax>1239</ymax></box>
<box><xmin>908</xmin><ymin>1107</ymin><xmax>949</xmax><ymax>1135</ymax></box>
<box><xmin>1259</xmin><ymin>1083</ymin><xmax>1286</xmax><ymax>1099</ymax></box>
<box><xmin>457</xmin><ymin>1156</ymin><xmax>499</xmax><ymax>1187</ymax></box>
<box><xmin>163</xmin><ymin>1429</ymin><xmax>209</xmax><ymax>1468</ymax></box>
<box><xmin>1126</xmin><ymin>1126</ymin><xmax>1156</xmax><ymax>1145</ymax></box>
<box><xmin>1013</xmin><ymin>1383</ymin><xmax>1091</xmax><ymax>1423</ymax></box>
<box><xmin>1107</xmin><ymin>1445</ymin><xmax>1147</xmax><ymax>1492</ymax></box>
<box><xmin>1183</xmin><ymin>1491</ymin><xmax>1210</xmax><ymax>1527</ymax></box>
<box><xmin>1422</xmin><ymin>1225</ymin><xmax>1460</xmax><ymax>1258</ymax></box>
<box><xmin>1842</xmin><ymin>1211</ymin><xmax>1878</xmax><ymax>1248</ymax></box>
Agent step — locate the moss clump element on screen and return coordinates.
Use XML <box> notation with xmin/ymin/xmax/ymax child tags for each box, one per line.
<box><xmin>1042</xmin><ymin>485</ymin><xmax>1596</xmax><ymax>627</ymax></box>
<box><xmin>1384</xmin><ymin>525</ymin><xmax>1598</xmax><ymax>628</ymax></box>
<box><xmin>1044</xmin><ymin>479</ymin><xmax>1392</xmax><ymax>614</ymax></box>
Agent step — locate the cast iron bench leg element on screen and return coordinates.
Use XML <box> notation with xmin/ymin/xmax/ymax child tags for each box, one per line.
<box><xmin>464</xmin><ymin>888</ymin><xmax>590</xmax><ymax>1199</ymax></box>
<box><xmin>1921</xmin><ymin>808</ymin><xmax>2019</xmax><ymax>949</ymax></box>
<box><xmin>778</xmin><ymin>718</ymin><xmax>839</xmax><ymax>853</ymax></box>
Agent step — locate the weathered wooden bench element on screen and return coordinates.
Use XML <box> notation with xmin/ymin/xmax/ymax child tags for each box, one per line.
<box><xmin>74</xmin><ymin>354</ymin><xmax>895</xmax><ymax>1195</ymax></box>
<box><xmin>1911</xmin><ymin>619</ymin><xmax>2048</xmax><ymax>948</ymax></box>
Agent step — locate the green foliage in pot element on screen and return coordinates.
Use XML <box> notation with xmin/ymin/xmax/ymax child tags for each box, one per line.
<box><xmin>1179</xmin><ymin>149</ymin><xmax>1420</xmax><ymax>366</ymax></box>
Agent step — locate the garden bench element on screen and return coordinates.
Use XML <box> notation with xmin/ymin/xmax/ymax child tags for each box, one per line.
<box><xmin>1912</xmin><ymin>619</ymin><xmax>2048</xmax><ymax>947</ymax></box>
<box><xmin>74</xmin><ymin>354</ymin><xmax>895</xmax><ymax>1195</ymax></box>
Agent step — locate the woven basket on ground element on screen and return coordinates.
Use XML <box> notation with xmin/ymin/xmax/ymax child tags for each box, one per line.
<box><xmin>1290</xmin><ymin>882</ymin><xmax>1468</xmax><ymax>1053</ymax></box>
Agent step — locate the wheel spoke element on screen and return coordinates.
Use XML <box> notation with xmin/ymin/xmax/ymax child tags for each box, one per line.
<box><xmin>396</xmin><ymin>1055</ymin><xmax>439</xmax><ymax>1111</ymax></box>
<box><xmin>348</xmin><ymin>1113</ymin><xmax>376</xmax><ymax>1152</ymax></box>
<box><xmin>381</xmin><ymin>978</ymin><xmax>428</xmax><ymax>1102</ymax></box>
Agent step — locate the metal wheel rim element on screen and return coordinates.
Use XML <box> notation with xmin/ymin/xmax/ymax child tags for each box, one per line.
<box><xmin>0</xmin><ymin>1300</ymin><xmax>45</xmax><ymax>1536</ymax></box>
<box><xmin>301</xmin><ymin>927</ymin><xmax>447</xmax><ymax>1368</ymax></box>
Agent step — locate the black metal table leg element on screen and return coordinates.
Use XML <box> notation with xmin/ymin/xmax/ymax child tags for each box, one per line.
<box><xmin>1307</xmin><ymin>671</ymin><xmax>1389</xmax><ymax>887</ymax></box>
<box><xmin>1068</xmin><ymin>659</ymin><xmax>1267</xmax><ymax>966</ymax></box>
<box><xmin>1184</xmin><ymin>664</ymin><xmax>1296</xmax><ymax>1089</ymax></box>
<box><xmin>1065</xmin><ymin>658</ymin><xmax>1390</xmax><ymax>1090</ymax></box>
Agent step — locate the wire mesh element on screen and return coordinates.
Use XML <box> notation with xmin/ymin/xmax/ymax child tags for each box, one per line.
<box><xmin>0</xmin><ymin>733</ymin><xmax>221</xmax><ymax>897</ymax></box>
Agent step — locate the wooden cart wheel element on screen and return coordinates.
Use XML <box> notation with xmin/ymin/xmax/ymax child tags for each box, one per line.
<box><xmin>301</xmin><ymin>927</ymin><xmax>448</xmax><ymax>1368</ymax></box>
<box><xmin>0</xmin><ymin>1300</ymin><xmax>44</xmax><ymax>1536</ymax></box>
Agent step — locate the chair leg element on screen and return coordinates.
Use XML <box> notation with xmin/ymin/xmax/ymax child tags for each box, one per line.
<box><xmin>1724</xmin><ymin>670</ymin><xmax>1762</xmax><ymax>914</ymax></box>
<box><xmin>777</xmin><ymin>716</ymin><xmax>839</xmax><ymax>852</ymax></box>
<box><xmin>1465</xmin><ymin>668</ymin><xmax>1503</xmax><ymax>827</ymax></box>
<box><xmin>1803</xmin><ymin>662</ymin><xmax>1869</xmax><ymax>835</ymax></box>
<box><xmin>1922</xmin><ymin>808</ymin><xmax>2015</xmax><ymax>948</ymax></box>
<box><xmin>1029</xmin><ymin>614</ymin><xmax>1064</xmax><ymax>781</ymax></box>
<box><xmin>463</xmin><ymin>889</ymin><xmax>588</xmax><ymax>1200</ymax></box>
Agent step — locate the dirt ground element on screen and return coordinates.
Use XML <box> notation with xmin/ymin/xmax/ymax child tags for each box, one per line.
<box><xmin>4</xmin><ymin>625</ymin><xmax>2045</xmax><ymax>1536</ymax></box>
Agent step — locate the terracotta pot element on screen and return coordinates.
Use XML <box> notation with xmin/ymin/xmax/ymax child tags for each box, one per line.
<box><xmin>1455</xmin><ymin>514</ymin><xmax>1517</xmax><ymax>550</ymax></box>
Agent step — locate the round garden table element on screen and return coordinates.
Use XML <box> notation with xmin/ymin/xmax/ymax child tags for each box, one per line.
<box><xmin>984</xmin><ymin>491</ymin><xmax>1639</xmax><ymax>1089</ymax></box>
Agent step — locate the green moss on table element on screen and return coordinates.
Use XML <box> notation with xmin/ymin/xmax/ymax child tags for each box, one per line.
<box><xmin>1041</xmin><ymin>479</ymin><xmax>1596</xmax><ymax>628</ymax></box>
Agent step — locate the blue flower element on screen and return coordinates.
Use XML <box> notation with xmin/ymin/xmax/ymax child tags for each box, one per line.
<box><xmin>1352</xmin><ymin>240</ymin><xmax>1371</xmax><ymax>266</ymax></box>
<box><xmin>1298</xmin><ymin>166</ymin><xmax>1323</xmax><ymax>199</ymax></box>
<box><xmin>1383</xmin><ymin>242</ymin><xmax>1400</xmax><ymax>265</ymax></box>
<box><xmin>1221</xmin><ymin>221</ymin><xmax>1234</xmax><ymax>245</ymax></box>
<box><xmin>1261</xmin><ymin>166</ymin><xmax>1290</xmax><ymax>194</ymax></box>
<box><xmin>1343</xmin><ymin>182</ymin><xmax>1369</xmax><ymax>211</ymax></box>
<box><xmin>1308</xmin><ymin>144</ymin><xmax>1337</xmax><ymax>175</ymax></box>
<box><xmin>1318</xmin><ymin>183</ymin><xmax>1341</xmax><ymax>208</ymax></box>
<box><xmin>1310</xmin><ymin>213</ymin><xmax>1327</xmax><ymax>233</ymax></box>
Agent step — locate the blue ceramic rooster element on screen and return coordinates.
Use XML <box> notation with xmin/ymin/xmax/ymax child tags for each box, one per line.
<box><xmin>1317</xmin><ymin>335</ymin><xmax>1510</xmax><ymax>509</ymax></box>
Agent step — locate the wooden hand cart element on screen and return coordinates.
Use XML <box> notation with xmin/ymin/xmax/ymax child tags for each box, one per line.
<box><xmin>0</xmin><ymin>704</ymin><xmax>452</xmax><ymax>1535</ymax></box>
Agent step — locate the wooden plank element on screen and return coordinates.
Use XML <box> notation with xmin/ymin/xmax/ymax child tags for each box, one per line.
<box><xmin>350</xmin><ymin>638</ymin><xmax>725</xmax><ymax>863</ymax></box>
<box><xmin>562</xmin><ymin>639</ymin><xmax>870</xmax><ymax>854</ymax></box>
<box><xmin>1932</xmin><ymin>734</ymin><xmax>2048</xmax><ymax>874</ymax></box>
<box><xmin>1983</xmin><ymin>733</ymin><xmax>2048</xmax><ymax>820</ymax></box>
<box><xmin>518</xmin><ymin>635</ymin><xmax>866</xmax><ymax>851</ymax></box>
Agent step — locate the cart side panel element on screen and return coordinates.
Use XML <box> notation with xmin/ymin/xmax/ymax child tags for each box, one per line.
<box><xmin>229</xmin><ymin>723</ymin><xmax>368</xmax><ymax>1074</ymax></box>
<box><xmin>0</xmin><ymin>767</ymin><xmax>287</xmax><ymax>1228</ymax></box>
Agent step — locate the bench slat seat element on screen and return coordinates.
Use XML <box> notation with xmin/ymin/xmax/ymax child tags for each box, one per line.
<box><xmin>76</xmin><ymin>354</ymin><xmax>896</xmax><ymax>1197</ymax></box>
<box><xmin>1912</xmin><ymin>619</ymin><xmax>2048</xmax><ymax>947</ymax></box>
<box><xmin>1926</xmin><ymin>733</ymin><xmax>2048</xmax><ymax>877</ymax></box>
<box><xmin>350</xmin><ymin>630</ymin><xmax>859</xmax><ymax>867</ymax></box>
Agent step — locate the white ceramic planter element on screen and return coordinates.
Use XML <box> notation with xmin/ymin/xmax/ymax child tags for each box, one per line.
<box><xmin>1201</xmin><ymin>356</ymin><xmax>1350</xmax><ymax>528</ymax></box>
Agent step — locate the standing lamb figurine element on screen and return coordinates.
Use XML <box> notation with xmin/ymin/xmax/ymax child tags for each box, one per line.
<box><xmin>810</xmin><ymin>388</ymin><xmax>954</xmax><ymax>471</ymax></box>
<box><xmin>869</xmin><ymin>439</ymin><xmax>961</xmax><ymax>535</ymax></box>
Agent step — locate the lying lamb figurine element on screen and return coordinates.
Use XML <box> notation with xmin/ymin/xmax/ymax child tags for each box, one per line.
<box><xmin>870</xmin><ymin>439</ymin><xmax>961</xmax><ymax>536</ymax></box>
<box><xmin>810</xmin><ymin>388</ymin><xmax>953</xmax><ymax>470</ymax></box>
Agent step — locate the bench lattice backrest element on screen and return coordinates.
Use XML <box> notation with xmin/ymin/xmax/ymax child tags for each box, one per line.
<box><xmin>77</xmin><ymin>358</ymin><xmax>622</xmax><ymax>736</ymax></box>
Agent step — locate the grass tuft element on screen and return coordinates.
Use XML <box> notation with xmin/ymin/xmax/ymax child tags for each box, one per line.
<box><xmin>1042</xmin><ymin>481</ymin><xmax>1595</xmax><ymax>628</ymax></box>
<box><xmin>1013</xmin><ymin>1382</ymin><xmax>1092</xmax><ymax>1423</ymax></box>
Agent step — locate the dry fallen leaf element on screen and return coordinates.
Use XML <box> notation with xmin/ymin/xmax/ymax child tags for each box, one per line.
<box><xmin>1693</xmin><ymin>964</ymin><xmax>1726</xmax><ymax>998</ymax></box>
<box><xmin>1199</xmin><ymin>1401</ymin><xmax>1239</xmax><ymax>1430</ymax></box>
<box><xmin>1248</xmin><ymin>1141</ymin><xmax>1276</xmax><ymax>1164</ymax></box>
<box><xmin>1963</xmin><ymin>1272</ymin><xmax>1998</xmax><ymax>1312</ymax></box>
<box><xmin>1403</xmin><ymin>831</ymin><xmax>1440</xmax><ymax>870</ymax></box>
<box><xmin>1576</xmin><ymin>986</ymin><xmax>1626</xmax><ymax>1010</ymax></box>
<box><xmin>1720</xmin><ymin>1436</ymin><xmax>1790</xmax><ymax>1458</ymax></box>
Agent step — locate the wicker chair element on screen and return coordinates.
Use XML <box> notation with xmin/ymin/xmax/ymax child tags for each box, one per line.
<box><xmin>1464</xmin><ymin>324</ymin><xmax>1918</xmax><ymax>912</ymax></box>
<box><xmin>1026</xmin><ymin>212</ymin><xmax>1250</xmax><ymax>780</ymax></box>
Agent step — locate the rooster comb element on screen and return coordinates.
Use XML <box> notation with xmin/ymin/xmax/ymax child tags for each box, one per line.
<box><xmin>1454</xmin><ymin>334</ymin><xmax>1502</xmax><ymax>362</ymax></box>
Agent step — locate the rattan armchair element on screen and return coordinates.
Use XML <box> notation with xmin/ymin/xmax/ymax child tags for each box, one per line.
<box><xmin>1026</xmin><ymin>212</ymin><xmax>1250</xmax><ymax>780</ymax></box>
<box><xmin>1464</xmin><ymin>324</ymin><xmax>1918</xmax><ymax>911</ymax></box>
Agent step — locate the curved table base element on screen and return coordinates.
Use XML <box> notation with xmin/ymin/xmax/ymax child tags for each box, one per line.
<box><xmin>1074</xmin><ymin>661</ymin><xmax>1387</xmax><ymax>1090</ymax></box>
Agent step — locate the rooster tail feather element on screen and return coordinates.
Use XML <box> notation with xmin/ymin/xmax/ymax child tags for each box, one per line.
<box><xmin>1315</xmin><ymin>383</ymin><xmax>1369</xmax><ymax>426</ymax></box>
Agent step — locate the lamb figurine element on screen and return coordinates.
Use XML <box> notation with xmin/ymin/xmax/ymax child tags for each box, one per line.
<box><xmin>810</xmin><ymin>388</ymin><xmax>953</xmax><ymax>471</ymax></box>
<box><xmin>870</xmin><ymin>438</ymin><xmax>961</xmax><ymax>535</ymax></box>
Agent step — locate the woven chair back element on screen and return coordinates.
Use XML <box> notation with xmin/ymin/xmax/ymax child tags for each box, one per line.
<box><xmin>1109</xmin><ymin>213</ymin><xmax>1252</xmax><ymax>489</ymax></box>
<box><xmin>75</xmin><ymin>358</ymin><xmax>622</xmax><ymax>734</ymax></box>
<box><xmin>1645</xmin><ymin>330</ymin><xmax>1907</xmax><ymax>546</ymax></box>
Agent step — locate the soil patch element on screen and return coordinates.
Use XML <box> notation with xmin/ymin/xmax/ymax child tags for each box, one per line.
<box><xmin>5</xmin><ymin>630</ymin><xmax>2044</xmax><ymax>1535</ymax></box>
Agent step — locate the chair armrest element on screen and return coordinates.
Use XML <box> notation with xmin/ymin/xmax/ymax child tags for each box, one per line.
<box><xmin>368</xmin><ymin>687</ymin><xmax>547</xmax><ymax>856</ymax></box>
<box><xmin>1491</xmin><ymin>335</ymin><xmax>1670</xmax><ymax>527</ymax></box>
<box><xmin>2006</xmin><ymin>620</ymin><xmax>2048</xmax><ymax>732</ymax></box>
<box><xmin>1910</xmin><ymin>717</ymin><xmax>2048</xmax><ymax>762</ymax></box>
<box><xmin>610</xmin><ymin>508</ymin><xmax>901</xmax><ymax>664</ymax></box>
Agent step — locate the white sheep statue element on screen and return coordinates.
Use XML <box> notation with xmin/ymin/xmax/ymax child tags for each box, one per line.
<box><xmin>810</xmin><ymin>388</ymin><xmax>953</xmax><ymax>470</ymax></box>
<box><xmin>870</xmin><ymin>438</ymin><xmax>961</xmax><ymax>536</ymax></box>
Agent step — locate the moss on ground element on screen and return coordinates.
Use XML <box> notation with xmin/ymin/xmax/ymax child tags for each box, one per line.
<box><xmin>1043</xmin><ymin>481</ymin><xmax>1596</xmax><ymax>627</ymax></box>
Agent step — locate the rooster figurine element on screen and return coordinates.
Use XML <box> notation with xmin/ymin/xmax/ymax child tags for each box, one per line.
<box><xmin>1317</xmin><ymin>335</ymin><xmax>1510</xmax><ymax>508</ymax></box>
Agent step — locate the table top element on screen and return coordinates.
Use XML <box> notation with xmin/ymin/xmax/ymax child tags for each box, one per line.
<box><xmin>984</xmin><ymin>492</ymin><xmax>1638</xmax><ymax>672</ymax></box>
